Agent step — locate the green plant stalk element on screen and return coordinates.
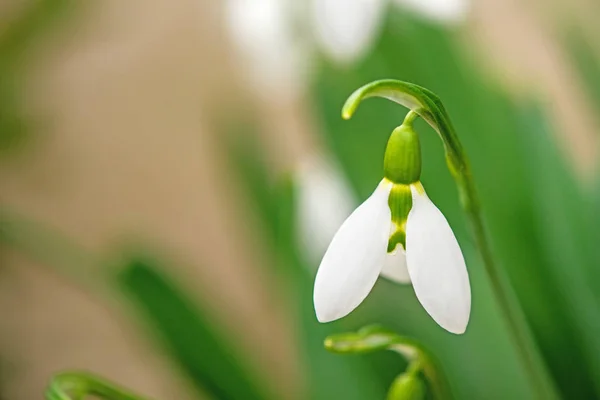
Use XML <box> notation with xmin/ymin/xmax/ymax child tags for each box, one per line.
<box><xmin>325</xmin><ymin>325</ymin><xmax>453</xmax><ymax>399</ymax></box>
<box><xmin>46</xmin><ymin>372</ymin><xmax>154</xmax><ymax>400</ymax></box>
<box><xmin>460</xmin><ymin>167</ymin><xmax>549</xmax><ymax>397</ymax></box>
<box><xmin>402</xmin><ymin>344</ymin><xmax>451</xmax><ymax>399</ymax></box>
<box><xmin>418</xmin><ymin>353</ymin><xmax>449</xmax><ymax>399</ymax></box>
<box><xmin>342</xmin><ymin>80</ymin><xmax>555</xmax><ymax>399</ymax></box>
<box><xmin>390</xmin><ymin>336</ymin><xmax>451</xmax><ymax>399</ymax></box>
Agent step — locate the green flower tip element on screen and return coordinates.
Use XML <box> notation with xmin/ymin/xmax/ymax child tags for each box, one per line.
<box><xmin>341</xmin><ymin>89</ymin><xmax>362</xmax><ymax>120</ymax></box>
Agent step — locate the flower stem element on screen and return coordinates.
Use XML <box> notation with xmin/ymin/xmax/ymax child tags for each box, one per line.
<box><xmin>403</xmin><ymin>109</ymin><xmax>419</xmax><ymax>126</ymax></box>
<box><xmin>459</xmin><ymin>169</ymin><xmax>554</xmax><ymax>399</ymax></box>
<box><xmin>408</xmin><ymin>345</ymin><xmax>453</xmax><ymax>399</ymax></box>
<box><xmin>325</xmin><ymin>325</ymin><xmax>454</xmax><ymax>399</ymax></box>
<box><xmin>391</xmin><ymin>337</ymin><xmax>453</xmax><ymax>399</ymax></box>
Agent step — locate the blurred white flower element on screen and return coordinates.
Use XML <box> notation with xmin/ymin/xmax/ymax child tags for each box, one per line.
<box><xmin>224</xmin><ymin>0</ymin><xmax>307</xmax><ymax>92</ymax></box>
<box><xmin>296</xmin><ymin>154</ymin><xmax>356</xmax><ymax>265</ymax></box>
<box><xmin>310</xmin><ymin>0</ymin><xmax>385</xmax><ymax>64</ymax></box>
<box><xmin>313</xmin><ymin>178</ymin><xmax>471</xmax><ymax>334</ymax></box>
<box><xmin>393</xmin><ymin>0</ymin><xmax>469</xmax><ymax>24</ymax></box>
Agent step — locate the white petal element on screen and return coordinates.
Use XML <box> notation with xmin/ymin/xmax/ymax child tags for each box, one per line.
<box><xmin>381</xmin><ymin>244</ymin><xmax>411</xmax><ymax>284</ymax></box>
<box><xmin>314</xmin><ymin>180</ymin><xmax>392</xmax><ymax>322</ymax></box>
<box><xmin>406</xmin><ymin>185</ymin><xmax>471</xmax><ymax>334</ymax></box>
<box><xmin>310</xmin><ymin>0</ymin><xmax>384</xmax><ymax>64</ymax></box>
<box><xmin>296</xmin><ymin>154</ymin><xmax>357</xmax><ymax>265</ymax></box>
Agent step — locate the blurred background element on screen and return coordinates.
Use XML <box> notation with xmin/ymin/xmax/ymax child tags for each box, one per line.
<box><xmin>1</xmin><ymin>0</ymin><xmax>600</xmax><ymax>399</ymax></box>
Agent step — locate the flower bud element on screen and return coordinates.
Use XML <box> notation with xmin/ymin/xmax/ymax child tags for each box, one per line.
<box><xmin>383</xmin><ymin>122</ymin><xmax>421</xmax><ymax>185</ymax></box>
<box><xmin>386</xmin><ymin>373</ymin><xmax>426</xmax><ymax>400</ymax></box>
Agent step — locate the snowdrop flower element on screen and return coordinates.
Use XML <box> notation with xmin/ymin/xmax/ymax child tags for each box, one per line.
<box><xmin>313</xmin><ymin>112</ymin><xmax>471</xmax><ymax>334</ymax></box>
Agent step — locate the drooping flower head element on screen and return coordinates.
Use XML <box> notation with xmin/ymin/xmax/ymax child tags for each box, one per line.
<box><xmin>313</xmin><ymin>110</ymin><xmax>471</xmax><ymax>334</ymax></box>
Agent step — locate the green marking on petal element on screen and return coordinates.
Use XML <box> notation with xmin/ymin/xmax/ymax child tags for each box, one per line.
<box><xmin>387</xmin><ymin>184</ymin><xmax>412</xmax><ymax>250</ymax></box>
<box><xmin>387</xmin><ymin>230</ymin><xmax>406</xmax><ymax>253</ymax></box>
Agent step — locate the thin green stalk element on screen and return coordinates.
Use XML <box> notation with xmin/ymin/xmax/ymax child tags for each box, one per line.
<box><xmin>461</xmin><ymin>161</ymin><xmax>550</xmax><ymax>399</ymax></box>
<box><xmin>342</xmin><ymin>79</ymin><xmax>556</xmax><ymax>399</ymax></box>
<box><xmin>415</xmin><ymin>349</ymin><xmax>451</xmax><ymax>399</ymax></box>
<box><xmin>46</xmin><ymin>371</ymin><xmax>154</xmax><ymax>400</ymax></box>
<box><xmin>325</xmin><ymin>325</ymin><xmax>453</xmax><ymax>399</ymax></box>
<box><xmin>396</xmin><ymin>342</ymin><xmax>452</xmax><ymax>399</ymax></box>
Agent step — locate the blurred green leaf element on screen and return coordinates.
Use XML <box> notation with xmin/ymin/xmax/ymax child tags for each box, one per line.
<box><xmin>46</xmin><ymin>371</ymin><xmax>153</xmax><ymax>400</ymax></box>
<box><xmin>516</xmin><ymin>104</ymin><xmax>600</xmax><ymax>397</ymax></box>
<box><xmin>116</xmin><ymin>257</ymin><xmax>269</xmax><ymax>400</ymax></box>
<box><xmin>0</xmin><ymin>210</ymin><xmax>96</xmax><ymax>283</ymax></box>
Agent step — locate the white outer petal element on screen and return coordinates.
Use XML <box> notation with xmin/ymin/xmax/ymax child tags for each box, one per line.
<box><xmin>296</xmin><ymin>154</ymin><xmax>357</xmax><ymax>265</ymax></box>
<box><xmin>314</xmin><ymin>180</ymin><xmax>392</xmax><ymax>322</ymax></box>
<box><xmin>311</xmin><ymin>0</ymin><xmax>384</xmax><ymax>64</ymax></box>
<box><xmin>381</xmin><ymin>244</ymin><xmax>411</xmax><ymax>284</ymax></box>
<box><xmin>406</xmin><ymin>186</ymin><xmax>471</xmax><ymax>334</ymax></box>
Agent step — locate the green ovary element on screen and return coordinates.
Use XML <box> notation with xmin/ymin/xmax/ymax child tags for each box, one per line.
<box><xmin>383</xmin><ymin>123</ymin><xmax>421</xmax><ymax>185</ymax></box>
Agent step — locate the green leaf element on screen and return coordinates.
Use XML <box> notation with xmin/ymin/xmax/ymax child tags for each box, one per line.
<box><xmin>516</xmin><ymin>104</ymin><xmax>600</xmax><ymax>397</ymax></box>
<box><xmin>46</xmin><ymin>371</ymin><xmax>153</xmax><ymax>400</ymax></box>
<box><xmin>116</xmin><ymin>257</ymin><xmax>269</xmax><ymax>400</ymax></box>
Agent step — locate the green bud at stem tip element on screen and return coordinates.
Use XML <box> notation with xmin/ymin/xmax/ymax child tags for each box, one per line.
<box><xmin>386</xmin><ymin>373</ymin><xmax>426</xmax><ymax>400</ymax></box>
<box><xmin>383</xmin><ymin>114</ymin><xmax>421</xmax><ymax>185</ymax></box>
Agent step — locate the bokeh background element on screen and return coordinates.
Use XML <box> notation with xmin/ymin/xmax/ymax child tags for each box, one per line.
<box><xmin>1</xmin><ymin>0</ymin><xmax>600</xmax><ymax>399</ymax></box>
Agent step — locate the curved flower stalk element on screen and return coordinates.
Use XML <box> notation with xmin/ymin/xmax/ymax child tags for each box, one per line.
<box><xmin>333</xmin><ymin>80</ymin><xmax>555</xmax><ymax>399</ymax></box>
<box><xmin>45</xmin><ymin>371</ymin><xmax>154</xmax><ymax>400</ymax></box>
<box><xmin>325</xmin><ymin>325</ymin><xmax>452</xmax><ymax>399</ymax></box>
<box><xmin>314</xmin><ymin>109</ymin><xmax>471</xmax><ymax>334</ymax></box>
